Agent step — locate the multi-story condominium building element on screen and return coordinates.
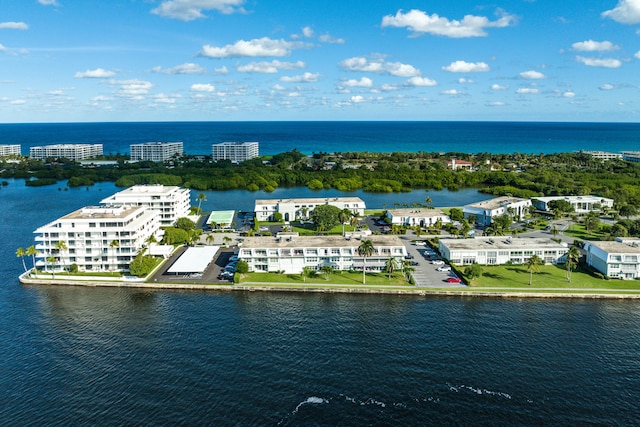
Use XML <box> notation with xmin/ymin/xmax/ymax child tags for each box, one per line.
<box><xmin>385</xmin><ymin>208</ymin><xmax>451</xmax><ymax>228</ymax></box>
<box><xmin>582</xmin><ymin>151</ymin><xmax>622</xmax><ymax>160</ymax></box>
<box><xmin>254</xmin><ymin>197</ymin><xmax>366</xmax><ymax>222</ymax></box>
<box><xmin>439</xmin><ymin>237</ymin><xmax>568</xmax><ymax>266</ymax></box>
<box><xmin>0</xmin><ymin>144</ymin><xmax>21</xmax><ymax>157</ymax></box>
<box><xmin>621</xmin><ymin>151</ymin><xmax>640</xmax><ymax>163</ymax></box>
<box><xmin>463</xmin><ymin>196</ymin><xmax>532</xmax><ymax>227</ymax></box>
<box><xmin>34</xmin><ymin>205</ymin><xmax>161</xmax><ymax>272</ymax></box>
<box><xmin>100</xmin><ymin>185</ymin><xmax>191</xmax><ymax>226</ymax></box>
<box><xmin>532</xmin><ymin>195</ymin><xmax>614</xmax><ymax>214</ymax></box>
<box><xmin>130</xmin><ymin>141</ymin><xmax>183</xmax><ymax>162</ymax></box>
<box><xmin>585</xmin><ymin>239</ymin><xmax>640</xmax><ymax>279</ymax></box>
<box><xmin>239</xmin><ymin>234</ymin><xmax>406</xmax><ymax>274</ymax></box>
<box><xmin>211</xmin><ymin>141</ymin><xmax>259</xmax><ymax>162</ymax></box>
<box><xmin>30</xmin><ymin>144</ymin><xmax>103</xmax><ymax>161</ymax></box>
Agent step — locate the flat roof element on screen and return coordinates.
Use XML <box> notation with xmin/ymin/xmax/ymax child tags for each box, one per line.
<box><xmin>441</xmin><ymin>237</ymin><xmax>566</xmax><ymax>251</ymax></box>
<box><xmin>465</xmin><ymin>196</ymin><xmax>529</xmax><ymax>210</ymax></box>
<box><xmin>63</xmin><ymin>205</ymin><xmax>145</xmax><ymax>220</ymax></box>
<box><xmin>387</xmin><ymin>208</ymin><xmax>447</xmax><ymax>217</ymax></box>
<box><xmin>588</xmin><ymin>241</ymin><xmax>640</xmax><ymax>254</ymax></box>
<box><xmin>533</xmin><ymin>195</ymin><xmax>613</xmax><ymax>203</ymax></box>
<box><xmin>207</xmin><ymin>210</ymin><xmax>235</xmax><ymax>225</ymax></box>
<box><xmin>255</xmin><ymin>197</ymin><xmax>364</xmax><ymax>206</ymax></box>
<box><xmin>103</xmin><ymin>185</ymin><xmax>184</xmax><ymax>199</ymax></box>
<box><xmin>167</xmin><ymin>246</ymin><xmax>219</xmax><ymax>274</ymax></box>
<box><xmin>242</xmin><ymin>234</ymin><xmax>404</xmax><ymax>249</ymax></box>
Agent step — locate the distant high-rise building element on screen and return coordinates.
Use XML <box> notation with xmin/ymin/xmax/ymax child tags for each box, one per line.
<box><xmin>30</xmin><ymin>144</ymin><xmax>103</xmax><ymax>161</ymax></box>
<box><xmin>212</xmin><ymin>141</ymin><xmax>259</xmax><ymax>162</ymax></box>
<box><xmin>130</xmin><ymin>142</ymin><xmax>183</xmax><ymax>162</ymax></box>
<box><xmin>0</xmin><ymin>144</ymin><xmax>21</xmax><ymax>157</ymax></box>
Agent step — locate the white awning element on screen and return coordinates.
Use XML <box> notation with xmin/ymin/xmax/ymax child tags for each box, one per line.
<box><xmin>167</xmin><ymin>246</ymin><xmax>219</xmax><ymax>274</ymax></box>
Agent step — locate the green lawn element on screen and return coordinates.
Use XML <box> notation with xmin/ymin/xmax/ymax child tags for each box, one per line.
<box><xmin>468</xmin><ymin>264</ymin><xmax>640</xmax><ymax>290</ymax></box>
<box><xmin>562</xmin><ymin>223</ymin><xmax>606</xmax><ymax>241</ymax></box>
<box><xmin>237</xmin><ymin>270</ymin><xmax>411</xmax><ymax>287</ymax></box>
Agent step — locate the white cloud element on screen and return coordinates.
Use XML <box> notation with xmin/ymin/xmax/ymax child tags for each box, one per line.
<box><xmin>491</xmin><ymin>83</ymin><xmax>508</xmax><ymax>90</ymax></box>
<box><xmin>74</xmin><ymin>68</ymin><xmax>115</xmax><ymax>78</ymax></box>
<box><xmin>302</xmin><ymin>26</ymin><xmax>314</xmax><ymax>38</ymax></box>
<box><xmin>0</xmin><ymin>44</ymin><xmax>5</xmax><ymax>52</ymax></box>
<box><xmin>381</xmin><ymin>9</ymin><xmax>516</xmax><ymax>38</ymax></box>
<box><xmin>152</xmin><ymin>63</ymin><xmax>205</xmax><ymax>74</ymax></box>
<box><xmin>319</xmin><ymin>34</ymin><xmax>345</xmax><ymax>44</ymax></box>
<box><xmin>441</xmin><ymin>89</ymin><xmax>460</xmax><ymax>95</ymax></box>
<box><xmin>519</xmin><ymin>70</ymin><xmax>546</xmax><ymax>79</ymax></box>
<box><xmin>599</xmin><ymin>83</ymin><xmax>615</xmax><ymax>90</ymax></box>
<box><xmin>111</xmin><ymin>79</ymin><xmax>153</xmax><ymax>96</ymax></box>
<box><xmin>280</xmin><ymin>72</ymin><xmax>319</xmax><ymax>83</ymax></box>
<box><xmin>486</xmin><ymin>101</ymin><xmax>506</xmax><ymax>107</ymax></box>
<box><xmin>442</xmin><ymin>60</ymin><xmax>490</xmax><ymax>72</ymax></box>
<box><xmin>342</xmin><ymin>77</ymin><xmax>373</xmax><ymax>88</ymax></box>
<box><xmin>635</xmin><ymin>50</ymin><xmax>640</xmax><ymax>59</ymax></box>
<box><xmin>200</xmin><ymin>37</ymin><xmax>310</xmax><ymax>58</ymax></box>
<box><xmin>237</xmin><ymin>60</ymin><xmax>305</xmax><ymax>73</ymax></box>
<box><xmin>576</xmin><ymin>56</ymin><xmax>622</xmax><ymax>68</ymax></box>
<box><xmin>152</xmin><ymin>93</ymin><xmax>181</xmax><ymax>104</ymax></box>
<box><xmin>380</xmin><ymin>84</ymin><xmax>399</xmax><ymax>91</ymax></box>
<box><xmin>92</xmin><ymin>95</ymin><xmax>113</xmax><ymax>102</ymax></box>
<box><xmin>38</xmin><ymin>0</ymin><xmax>59</xmax><ymax>5</ymax></box>
<box><xmin>0</xmin><ymin>22</ymin><xmax>29</xmax><ymax>30</ymax></box>
<box><xmin>406</xmin><ymin>76</ymin><xmax>437</xmax><ymax>87</ymax></box>
<box><xmin>151</xmin><ymin>0</ymin><xmax>245</xmax><ymax>21</ymax></box>
<box><xmin>350</xmin><ymin>95</ymin><xmax>365</xmax><ymax>103</ymax></box>
<box><xmin>563</xmin><ymin>91</ymin><xmax>576</xmax><ymax>98</ymax></box>
<box><xmin>191</xmin><ymin>83</ymin><xmax>216</xmax><ymax>92</ymax></box>
<box><xmin>339</xmin><ymin>56</ymin><xmax>420</xmax><ymax>76</ymax></box>
<box><xmin>215</xmin><ymin>65</ymin><xmax>229</xmax><ymax>74</ymax></box>
<box><xmin>272</xmin><ymin>84</ymin><xmax>285</xmax><ymax>91</ymax></box>
<box><xmin>572</xmin><ymin>40</ymin><xmax>619</xmax><ymax>52</ymax></box>
<box><xmin>602</xmin><ymin>0</ymin><xmax>640</xmax><ymax>24</ymax></box>
<box><xmin>516</xmin><ymin>87</ymin><xmax>539</xmax><ymax>94</ymax></box>
<box><xmin>458</xmin><ymin>78</ymin><xmax>474</xmax><ymax>84</ymax></box>
<box><xmin>10</xmin><ymin>99</ymin><xmax>26</xmax><ymax>105</ymax></box>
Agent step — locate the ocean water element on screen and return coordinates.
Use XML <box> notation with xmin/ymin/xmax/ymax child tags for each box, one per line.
<box><xmin>1</xmin><ymin>121</ymin><xmax>639</xmax><ymax>156</ymax></box>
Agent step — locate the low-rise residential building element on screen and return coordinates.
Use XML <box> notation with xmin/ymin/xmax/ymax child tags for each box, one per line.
<box><xmin>621</xmin><ymin>151</ymin><xmax>640</xmax><ymax>163</ymax></box>
<box><xmin>463</xmin><ymin>196</ymin><xmax>532</xmax><ymax>227</ymax></box>
<box><xmin>583</xmin><ymin>151</ymin><xmax>622</xmax><ymax>160</ymax></box>
<box><xmin>130</xmin><ymin>141</ymin><xmax>183</xmax><ymax>162</ymax></box>
<box><xmin>30</xmin><ymin>144</ymin><xmax>103</xmax><ymax>161</ymax></box>
<box><xmin>385</xmin><ymin>208</ymin><xmax>451</xmax><ymax>228</ymax></box>
<box><xmin>439</xmin><ymin>237</ymin><xmax>568</xmax><ymax>266</ymax></box>
<box><xmin>584</xmin><ymin>239</ymin><xmax>640</xmax><ymax>279</ymax></box>
<box><xmin>34</xmin><ymin>205</ymin><xmax>161</xmax><ymax>273</ymax></box>
<box><xmin>0</xmin><ymin>144</ymin><xmax>21</xmax><ymax>157</ymax></box>
<box><xmin>254</xmin><ymin>197</ymin><xmax>366</xmax><ymax>222</ymax></box>
<box><xmin>239</xmin><ymin>234</ymin><xmax>406</xmax><ymax>274</ymax></box>
<box><xmin>532</xmin><ymin>195</ymin><xmax>614</xmax><ymax>214</ymax></box>
<box><xmin>212</xmin><ymin>141</ymin><xmax>259</xmax><ymax>162</ymax></box>
<box><xmin>100</xmin><ymin>185</ymin><xmax>191</xmax><ymax>226</ymax></box>
<box><xmin>448</xmin><ymin>159</ymin><xmax>473</xmax><ymax>171</ymax></box>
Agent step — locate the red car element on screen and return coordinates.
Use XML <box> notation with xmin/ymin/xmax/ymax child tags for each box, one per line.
<box><xmin>446</xmin><ymin>277</ymin><xmax>462</xmax><ymax>283</ymax></box>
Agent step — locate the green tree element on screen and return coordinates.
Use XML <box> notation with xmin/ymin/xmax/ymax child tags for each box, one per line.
<box><xmin>16</xmin><ymin>247</ymin><xmax>28</xmax><ymax>273</ymax></box>
<box><xmin>526</xmin><ymin>254</ymin><xmax>543</xmax><ymax>286</ymax></box>
<box><xmin>548</xmin><ymin>199</ymin><xmax>574</xmax><ymax>216</ymax></box>
<box><xmin>109</xmin><ymin>240</ymin><xmax>120</xmax><ymax>271</ymax></box>
<box><xmin>311</xmin><ymin>204</ymin><xmax>342</xmax><ymax>232</ymax></box>
<box><xmin>301</xmin><ymin>266</ymin><xmax>313</xmax><ymax>282</ymax></box>
<box><xmin>175</xmin><ymin>217</ymin><xmax>196</xmax><ymax>231</ymax></box>
<box><xmin>619</xmin><ymin>204</ymin><xmax>637</xmax><ymax>220</ymax></box>
<box><xmin>449</xmin><ymin>208</ymin><xmax>464</xmax><ymax>222</ymax></box>
<box><xmin>566</xmin><ymin>246</ymin><xmax>581</xmax><ymax>283</ymax></box>
<box><xmin>492</xmin><ymin>214</ymin><xmax>512</xmax><ymax>234</ymax></box>
<box><xmin>320</xmin><ymin>265</ymin><xmax>334</xmax><ymax>280</ymax></box>
<box><xmin>400</xmin><ymin>259</ymin><xmax>415</xmax><ymax>283</ymax></box>
<box><xmin>385</xmin><ymin>256</ymin><xmax>397</xmax><ymax>279</ymax></box>
<box><xmin>54</xmin><ymin>240</ymin><xmax>68</xmax><ymax>272</ymax></box>
<box><xmin>339</xmin><ymin>208</ymin><xmax>353</xmax><ymax>236</ymax></box>
<box><xmin>273</xmin><ymin>211</ymin><xmax>283</xmax><ymax>222</ymax></box>
<box><xmin>235</xmin><ymin>260</ymin><xmax>249</xmax><ymax>274</ymax></box>
<box><xmin>357</xmin><ymin>239</ymin><xmax>375</xmax><ymax>284</ymax></box>
<box><xmin>47</xmin><ymin>256</ymin><xmax>57</xmax><ymax>279</ymax></box>
<box><xmin>463</xmin><ymin>263</ymin><xmax>483</xmax><ymax>280</ymax></box>
<box><xmin>584</xmin><ymin>212</ymin><xmax>600</xmax><ymax>232</ymax></box>
<box><xmin>26</xmin><ymin>245</ymin><xmax>39</xmax><ymax>272</ymax></box>
<box><xmin>196</xmin><ymin>193</ymin><xmax>207</xmax><ymax>215</ymax></box>
<box><xmin>206</xmin><ymin>233</ymin><xmax>215</xmax><ymax>245</ymax></box>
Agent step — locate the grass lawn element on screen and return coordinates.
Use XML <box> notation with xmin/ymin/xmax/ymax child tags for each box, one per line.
<box><xmin>290</xmin><ymin>223</ymin><xmax>359</xmax><ymax>235</ymax></box>
<box><xmin>237</xmin><ymin>270</ymin><xmax>411</xmax><ymax>287</ymax></box>
<box><xmin>562</xmin><ymin>223</ymin><xmax>606</xmax><ymax>241</ymax></box>
<box><xmin>468</xmin><ymin>264</ymin><xmax>640</xmax><ymax>290</ymax></box>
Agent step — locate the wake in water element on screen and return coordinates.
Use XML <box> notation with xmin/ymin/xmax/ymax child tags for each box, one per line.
<box><xmin>447</xmin><ymin>383</ymin><xmax>512</xmax><ymax>399</ymax></box>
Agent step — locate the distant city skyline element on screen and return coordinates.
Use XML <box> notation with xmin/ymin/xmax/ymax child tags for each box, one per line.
<box><xmin>1</xmin><ymin>0</ymin><xmax>640</xmax><ymax>123</ymax></box>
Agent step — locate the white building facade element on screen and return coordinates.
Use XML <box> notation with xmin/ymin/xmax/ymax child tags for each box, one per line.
<box><xmin>30</xmin><ymin>144</ymin><xmax>103</xmax><ymax>161</ymax></box>
<box><xmin>585</xmin><ymin>240</ymin><xmax>640</xmax><ymax>279</ymax></box>
<box><xmin>385</xmin><ymin>208</ymin><xmax>451</xmax><ymax>228</ymax></box>
<box><xmin>439</xmin><ymin>237</ymin><xmax>568</xmax><ymax>266</ymax></box>
<box><xmin>239</xmin><ymin>234</ymin><xmax>406</xmax><ymax>274</ymax></box>
<box><xmin>34</xmin><ymin>205</ymin><xmax>161</xmax><ymax>272</ymax></box>
<box><xmin>463</xmin><ymin>196</ymin><xmax>532</xmax><ymax>227</ymax></box>
<box><xmin>100</xmin><ymin>185</ymin><xmax>191</xmax><ymax>226</ymax></box>
<box><xmin>130</xmin><ymin>142</ymin><xmax>183</xmax><ymax>162</ymax></box>
<box><xmin>0</xmin><ymin>144</ymin><xmax>21</xmax><ymax>157</ymax></box>
<box><xmin>254</xmin><ymin>197</ymin><xmax>366</xmax><ymax>222</ymax></box>
<box><xmin>212</xmin><ymin>141</ymin><xmax>259</xmax><ymax>162</ymax></box>
<box><xmin>532</xmin><ymin>195</ymin><xmax>614</xmax><ymax>214</ymax></box>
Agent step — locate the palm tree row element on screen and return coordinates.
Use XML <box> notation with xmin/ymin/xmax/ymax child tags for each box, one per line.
<box><xmin>15</xmin><ymin>245</ymin><xmax>40</xmax><ymax>274</ymax></box>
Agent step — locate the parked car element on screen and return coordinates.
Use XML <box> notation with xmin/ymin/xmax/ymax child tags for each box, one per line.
<box><xmin>431</xmin><ymin>260</ymin><xmax>445</xmax><ymax>265</ymax></box>
<box><xmin>259</xmin><ymin>226</ymin><xmax>269</xmax><ymax>231</ymax></box>
<box><xmin>411</xmin><ymin>261</ymin><xmax>420</xmax><ymax>266</ymax></box>
<box><xmin>414</xmin><ymin>241</ymin><xmax>426</xmax><ymax>246</ymax></box>
<box><xmin>405</xmin><ymin>254</ymin><xmax>414</xmax><ymax>260</ymax></box>
<box><xmin>446</xmin><ymin>277</ymin><xmax>462</xmax><ymax>283</ymax></box>
<box><xmin>436</xmin><ymin>265</ymin><xmax>451</xmax><ymax>272</ymax></box>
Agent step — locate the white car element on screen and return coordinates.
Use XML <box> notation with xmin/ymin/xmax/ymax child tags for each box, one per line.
<box><xmin>431</xmin><ymin>260</ymin><xmax>445</xmax><ymax>265</ymax></box>
<box><xmin>414</xmin><ymin>241</ymin><xmax>426</xmax><ymax>246</ymax></box>
<box><xmin>436</xmin><ymin>265</ymin><xmax>451</xmax><ymax>272</ymax></box>
<box><xmin>259</xmin><ymin>226</ymin><xmax>269</xmax><ymax>231</ymax></box>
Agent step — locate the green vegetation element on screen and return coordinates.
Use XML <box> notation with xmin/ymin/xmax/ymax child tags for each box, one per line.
<box><xmin>129</xmin><ymin>252</ymin><xmax>162</xmax><ymax>277</ymax></box>
<box><xmin>236</xmin><ymin>270</ymin><xmax>410</xmax><ymax>287</ymax></box>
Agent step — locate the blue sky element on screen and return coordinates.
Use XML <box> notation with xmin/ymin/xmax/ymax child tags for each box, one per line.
<box><xmin>1</xmin><ymin>0</ymin><xmax>640</xmax><ymax>122</ymax></box>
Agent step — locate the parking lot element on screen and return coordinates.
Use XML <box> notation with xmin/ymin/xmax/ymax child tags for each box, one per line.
<box><xmin>149</xmin><ymin>245</ymin><xmax>239</xmax><ymax>284</ymax></box>
<box><xmin>401</xmin><ymin>237</ymin><xmax>466</xmax><ymax>288</ymax></box>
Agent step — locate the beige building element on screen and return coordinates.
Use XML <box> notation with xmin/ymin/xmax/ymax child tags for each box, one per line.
<box><xmin>385</xmin><ymin>208</ymin><xmax>451</xmax><ymax>228</ymax></box>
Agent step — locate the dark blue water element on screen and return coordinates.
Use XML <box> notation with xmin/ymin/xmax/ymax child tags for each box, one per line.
<box><xmin>2</xmin><ymin>121</ymin><xmax>639</xmax><ymax>155</ymax></box>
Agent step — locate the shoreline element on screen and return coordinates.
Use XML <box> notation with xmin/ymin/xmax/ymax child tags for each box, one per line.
<box><xmin>19</xmin><ymin>273</ymin><xmax>640</xmax><ymax>300</ymax></box>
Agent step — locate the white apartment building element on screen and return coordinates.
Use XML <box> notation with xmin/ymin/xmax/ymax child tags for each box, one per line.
<box><xmin>100</xmin><ymin>185</ymin><xmax>191</xmax><ymax>226</ymax></box>
<box><xmin>385</xmin><ymin>208</ymin><xmax>451</xmax><ymax>228</ymax></box>
<box><xmin>584</xmin><ymin>239</ymin><xmax>640</xmax><ymax>279</ymax></box>
<box><xmin>621</xmin><ymin>151</ymin><xmax>640</xmax><ymax>163</ymax></box>
<box><xmin>130</xmin><ymin>142</ymin><xmax>183</xmax><ymax>162</ymax></box>
<box><xmin>239</xmin><ymin>234</ymin><xmax>406</xmax><ymax>274</ymax></box>
<box><xmin>0</xmin><ymin>145</ymin><xmax>21</xmax><ymax>157</ymax></box>
<box><xmin>34</xmin><ymin>205</ymin><xmax>161</xmax><ymax>272</ymax></box>
<box><xmin>582</xmin><ymin>151</ymin><xmax>622</xmax><ymax>160</ymax></box>
<box><xmin>463</xmin><ymin>196</ymin><xmax>532</xmax><ymax>227</ymax></box>
<box><xmin>212</xmin><ymin>141</ymin><xmax>259</xmax><ymax>162</ymax></box>
<box><xmin>439</xmin><ymin>237</ymin><xmax>568</xmax><ymax>266</ymax></box>
<box><xmin>532</xmin><ymin>195</ymin><xmax>614</xmax><ymax>214</ymax></box>
<box><xmin>254</xmin><ymin>197</ymin><xmax>366</xmax><ymax>222</ymax></box>
<box><xmin>30</xmin><ymin>144</ymin><xmax>103</xmax><ymax>161</ymax></box>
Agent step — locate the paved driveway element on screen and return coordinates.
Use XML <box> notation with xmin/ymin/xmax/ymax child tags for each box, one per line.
<box><xmin>400</xmin><ymin>235</ymin><xmax>465</xmax><ymax>288</ymax></box>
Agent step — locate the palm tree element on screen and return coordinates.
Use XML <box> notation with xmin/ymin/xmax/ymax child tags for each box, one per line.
<box><xmin>357</xmin><ymin>239</ymin><xmax>375</xmax><ymax>284</ymax></box>
<box><xmin>339</xmin><ymin>208</ymin><xmax>352</xmax><ymax>236</ymax></box>
<box><xmin>26</xmin><ymin>245</ymin><xmax>39</xmax><ymax>273</ymax></box>
<box><xmin>223</xmin><ymin>236</ymin><xmax>232</xmax><ymax>247</ymax></box>
<box><xmin>196</xmin><ymin>193</ymin><xmax>207</xmax><ymax>215</ymax></box>
<box><xmin>47</xmin><ymin>256</ymin><xmax>57</xmax><ymax>279</ymax></box>
<box><xmin>349</xmin><ymin>215</ymin><xmax>359</xmax><ymax>231</ymax></box>
<box><xmin>385</xmin><ymin>256</ymin><xmax>397</xmax><ymax>279</ymax></box>
<box><xmin>320</xmin><ymin>265</ymin><xmax>333</xmax><ymax>280</ymax></box>
<box><xmin>16</xmin><ymin>247</ymin><xmax>28</xmax><ymax>273</ymax></box>
<box><xmin>551</xmin><ymin>225</ymin><xmax>559</xmax><ymax>237</ymax></box>
<box><xmin>54</xmin><ymin>240</ymin><xmax>68</xmax><ymax>272</ymax></box>
<box><xmin>401</xmin><ymin>259</ymin><xmax>415</xmax><ymax>283</ymax></box>
<box><xmin>206</xmin><ymin>233</ymin><xmax>215</xmax><ymax>245</ymax></box>
<box><xmin>526</xmin><ymin>254</ymin><xmax>543</xmax><ymax>286</ymax></box>
<box><xmin>145</xmin><ymin>234</ymin><xmax>158</xmax><ymax>247</ymax></box>
<box><xmin>566</xmin><ymin>246</ymin><xmax>581</xmax><ymax>283</ymax></box>
<box><xmin>109</xmin><ymin>240</ymin><xmax>120</xmax><ymax>271</ymax></box>
<box><xmin>424</xmin><ymin>196</ymin><xmax>433</xmax><ymax>209</ymax></box>
<box><xmin>301</xmin><ymin>266</ymin><xmax>313</xmax><ymax>283</ymax></box>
